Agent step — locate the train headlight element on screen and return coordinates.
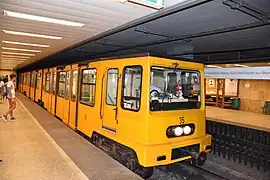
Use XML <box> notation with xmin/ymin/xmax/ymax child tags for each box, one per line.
<box><xmin>183</xmin><ymin>126</ymin><xmax>192</xmax><ymax>135</ymax></box>
<box><xmin>166</xmin><ymin>124</ymin><xmax>195</xmax><ymax>138</ymax></box>
<box><xmin>174</xmin><ymin>127</ymin><xmax>183</xmax><ymax>136</ymax></box>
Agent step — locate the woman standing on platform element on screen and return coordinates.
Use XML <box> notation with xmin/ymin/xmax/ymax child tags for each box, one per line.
<box><xmin>1</xmin><ymin>74</ymin><xmax>17</xmax><ymax>121</ymax></box>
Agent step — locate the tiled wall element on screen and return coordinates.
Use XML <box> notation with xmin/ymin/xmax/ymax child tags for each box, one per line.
<box><xmin>238</xmin><ymin>80</ymin><xmax>270</xmax><ymax>113</ymax></box>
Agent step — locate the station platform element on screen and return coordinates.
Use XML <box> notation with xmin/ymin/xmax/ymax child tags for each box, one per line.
<box><xmin>206</xmin><ymin>106</ymin><xmax>270</xmax><ymax>132</ymax></box>
<box><xmin>0</xmin><ymin>93</ymin><xmax>141</xmax><ymax>180</ymax></box>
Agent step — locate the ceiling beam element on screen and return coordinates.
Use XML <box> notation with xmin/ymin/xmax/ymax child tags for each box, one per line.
<box><xmin>171</xmin><ymin>46</ymin><xmax>270</xmax><ymax>56</ymax></box>
<box><xmin>223</xmin><ymin>0</ymin><xmax>270</xmax><ymax>22</ymax></box>
<box><xmin>79</xmin><ymin>21</ymin><xmax>270</xmax><ymax>59</ymax></box>
<box><xmin>204</xmin><ymin>56</ymin><xmax>270</xmax><ymax>64</ymax></box>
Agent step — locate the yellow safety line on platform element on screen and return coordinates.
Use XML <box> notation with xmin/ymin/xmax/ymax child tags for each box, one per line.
<box><xmin>17</xmin><ymin>98</ymin><xmax>89</xmax><ymax>180</ymax></box>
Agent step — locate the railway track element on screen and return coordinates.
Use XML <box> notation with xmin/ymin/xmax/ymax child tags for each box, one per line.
<box><xmin>149</xmin><ymin>159</ymin><xmax>260</xmax><ymax>180</ymax></box>
<box><xmin>149</xmin><ymin>162</ymin><xmax>229</xmax><ymax>180</ymax></box>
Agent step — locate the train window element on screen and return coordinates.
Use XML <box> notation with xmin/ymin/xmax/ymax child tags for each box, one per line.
<box><xmin>71</xmin><ymin>70</ymin><xmax>78</xmax><ymax>102</ymax></box>
<box><xmin>121</xmin><ymin>66</ymin><xmax>142</xmax><ymax>111</ymax></box>
<box><xmin>52</xmin><ymin>72</ymin><xmax>57</xmax><ymax>94</ymax></box>
<box><xmin>80</xmin><ymin>69</ymin><xmax>96</xmax><ymax>106</ymax></box>
<box><xmin>45</xmin><ymin>72</ymin><xmax>50</xmax><ymax>92</ymax></box>
<box><xmin>65</xmin><ymin>71</ymin><xmax>70</xmax><ymax>99</ymax></box>
<box><xmin>106</xmin><ymin>69</ymin><xmax>119</xmax><ymax>106</ymax></box>
<box><xmin>150</xmin><ymin>66</ymin><xmax>201</xmax><ymax>111</ymax></box>
<box><xmin>58</xmin><ymin>71</ymin><xmax>66</xmax><ymax>97</ymax></box>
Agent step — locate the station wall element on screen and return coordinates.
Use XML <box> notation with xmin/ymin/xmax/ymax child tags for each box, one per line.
<box><xmin>0</xmin><ymin>70</ymin><xmax>16</xmax><ymax>77</ymax></box>
<box><xmin>239</xmin><ymin>80</ymin><xmax>270</xmax><ymax>113</ymax></box>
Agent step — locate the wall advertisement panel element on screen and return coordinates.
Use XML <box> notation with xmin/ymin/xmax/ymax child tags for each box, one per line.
<box><xmin>205</xmin><ymin>67</ymin><xmax>270</xmax><ymax>80</ymax></box>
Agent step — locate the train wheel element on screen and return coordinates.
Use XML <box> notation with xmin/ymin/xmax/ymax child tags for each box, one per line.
<box><xmin>91</xmin><ymin>132</ymin><xmax>154</xmax><ymax>179</ymax></box>
<box><xmin>135</xmin><ymin>166</ymin><xmax>153</xmax><ymax>179</ymax></box>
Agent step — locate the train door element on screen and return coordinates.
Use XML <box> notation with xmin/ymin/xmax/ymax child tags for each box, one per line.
<box><xmin>56</xmin><ymin>67</ymin><xmax>70</xmax><ymax>123</ymax></box>
<box><xmin>21</xmin><ymin>74</ymin><xmax>24</xmax><ymax>93</ymax></box>
<box><xmin>33</xmin><ymin>72</ymin><xmax>37</xmax><ymax>102</ymax></box>
<box><xmin>50</xmin><ymin>69</ymin><xmax>57</xmax><ymax>115</ymax></box>
<box><xmin>56</xmin><ymin>70</ymin><xmax>65</xmax><ymax>119</ymax></box>
<box><xmin>43</xmin><ymin>71</ymin><xmax>51</xmax><ymax>110</ymax></box>
<box><xmin>101</xmin><ymin>68</ymin><xmax>120</xmax><ymax>133</ymax></box>
<box><xmin>63</xmin><ymin>70</ymin><xmax>71</xmax><ymax>124</ymax></box>
<box><xmin>69</xmin><ymin>65</ymin><xmax>79</xmax><ymax>129</ymax></box>
<box><xmin>23</xmin><ymin>73</ymin><xmax>27</xmax><ymax>94</ymax></box>
<box><xmin>77</xmin><ymin>65</ymin><xmax>96</xmax><ymax>137</ymax></box>
<box><xmin>35</xmin><ymin>71</ymin><xmax>42</xmax><ymax>103</ymax></box>
<box><xmin>29</xmin><ymin>72</ymin><xmax>33</xmax><ymax>98</ymax></box>
<box><xmin>27</xmin><ymin>72</ymin><xmax>30</xmax><ymax>97</ymax></box>
<box><xmin>20</xmin><ymin>74</ymin><xmax>23</xmax><ymax>92</ymax></box>
<box><xmin>18</xmin><ymin>75</ymin><xmax>21</xmax><ymax>92</ymax></box>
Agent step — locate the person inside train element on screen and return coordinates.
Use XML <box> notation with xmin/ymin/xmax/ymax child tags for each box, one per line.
<box><xmin>1</xmin><ymin>74</ymin><xmax>17</xmax><ymax>121</ymax></box>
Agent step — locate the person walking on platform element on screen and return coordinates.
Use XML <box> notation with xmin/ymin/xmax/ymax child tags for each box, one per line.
<box><xmin>0</xmin><ymin>80</ymin><xmax>4</xmax><ymax>104</ymax></box>
<box><xmin>0</xmin><ymin>80</ymin><xmax>8</xmax><ymax>101</ymax></box>
<box><xmin>1</xmin><ymin>74</ymin><xmax>17</xmax><ymax>121</ymax></box>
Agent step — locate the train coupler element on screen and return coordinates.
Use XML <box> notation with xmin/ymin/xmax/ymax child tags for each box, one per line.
<box><xmin>190</xmin><ymin>151</ymin><xmax>207</xmax><ymax>166</ymax></box>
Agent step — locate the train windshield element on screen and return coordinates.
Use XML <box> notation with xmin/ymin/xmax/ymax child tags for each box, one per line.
<box><xmin>150</xmin><ymin>66</ymin><xmax>201</xmax><ymax>111</ymax></box>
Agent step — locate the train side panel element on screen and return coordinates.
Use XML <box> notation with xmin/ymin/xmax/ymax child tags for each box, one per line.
<box><xmin>76</xmin><ymin>57</ymin><xmax>149</xmax><ymax>163</ymax></box>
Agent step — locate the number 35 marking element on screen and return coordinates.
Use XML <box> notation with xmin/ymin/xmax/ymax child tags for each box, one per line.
<box><xmin>179</xmin><ymin>117</ymin><xmax>185</xmax><ymax>124</ymax></box>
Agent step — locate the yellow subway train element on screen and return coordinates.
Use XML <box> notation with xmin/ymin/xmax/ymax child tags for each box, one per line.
<box><xmin>18</xmin><ymin>55</ymin><xmax>212</xmax><ymax>179</ymax></box>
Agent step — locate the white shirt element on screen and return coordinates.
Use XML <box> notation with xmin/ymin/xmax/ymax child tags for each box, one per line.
<box><xmin>7</xmin><ymin>81</ymin><xmax>15</xmax><ymax>99</ymax></box>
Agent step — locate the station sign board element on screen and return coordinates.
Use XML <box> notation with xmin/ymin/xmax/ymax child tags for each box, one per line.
<box><xmin>125</xmin><ymin>0</ymin><xmax>164</xmax><ymax>9</ymax></box>
<box><xmin>204</xmin><ymin>67</ymin><xmax>270</xmax><ymax>80</ymax></box>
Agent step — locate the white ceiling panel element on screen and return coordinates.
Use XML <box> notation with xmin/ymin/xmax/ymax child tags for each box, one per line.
<box><xmin>0</xmin><ymin>0</ymin><xmax>185</xmax><ymax>69</ymax></box>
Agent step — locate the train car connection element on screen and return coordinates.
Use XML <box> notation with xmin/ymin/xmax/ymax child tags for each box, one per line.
<box><xmin>19</xmin><ymin>55</ymin><xmax>212</xmax><ymax>179</ymax></box>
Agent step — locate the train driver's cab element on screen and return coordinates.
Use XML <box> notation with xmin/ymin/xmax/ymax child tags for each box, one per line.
<box><xmin>150</xmin><ymin>66</ymin><xmax>201</xmax><ymax>111</ymax></box>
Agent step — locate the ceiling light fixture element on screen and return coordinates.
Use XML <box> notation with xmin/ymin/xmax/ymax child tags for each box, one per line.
<box><xmin>1</xmin><ymin>55</ymin><xmax>30</xmax><ymax>59</ymax></box>
<box><xmin>1</xmin><ymin>58</ymin><xmax>27</xmax><ymax>61</ymax></box>
<box><xmin>4</xmin><ymin>10</ymin><xmax>85</xmax><ymax>27</ymax></box>
<box><xmin>234</xmin><ymin>64</ymin><xmax>249</xmax><ymax>68</ymax></box>
<box><xmin>205</xmin><ymin>65</ymin><xmax>222</xmax><ymax>68</ymax></box>
<box><xmin>2</xmin><ymin>61</ymin><xmax>24</xmax><ymax>63</ymax></box>
<box><xmin>2</xmin><ymin>40</ymin><xmax>50</xmax><ymax>48</ymax></box>
<box><xmin>2</xmin><ymin>30</ymin><xmax>63</xmax><ymax>39</ymax></box>
<box><xmin>2</xmin><ymin>51</ymin><xmax>35</xmax><ymax>56</ymax></box>
<box><xmin>2</xmin><ymin>47</ymin><xmax>41</xmax><ymax>53</ymax></box>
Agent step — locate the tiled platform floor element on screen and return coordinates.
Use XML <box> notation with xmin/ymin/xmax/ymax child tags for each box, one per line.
<box><xmin>0</xmin><ymin>93</ymin><xmax>141</xmax><ymax>180</ymax></box>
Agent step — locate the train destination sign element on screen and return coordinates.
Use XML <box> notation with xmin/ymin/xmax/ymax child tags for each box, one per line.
<box><xmin>204</xmin><ymin>67</ymin><xmax>270</xmax><ymax>80</ymax></box>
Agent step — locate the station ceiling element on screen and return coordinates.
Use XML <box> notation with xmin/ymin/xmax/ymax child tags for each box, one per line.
<box><xmin>0</xmin><ymin>0</ymin><xmax>183</xmax><ymax>70</ymax></box>
<box><xmin>1</xmin><ymin>0</ymin><xmax>269</xmax><ymax>72</ymax></box>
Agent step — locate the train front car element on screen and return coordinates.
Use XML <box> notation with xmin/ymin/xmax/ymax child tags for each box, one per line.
<box><xmin>144</xmin><ymin>57</ymin><xmax>212</xmax><ymax>167</ymax></box>
<box><xmin>124</xmin><ymin>56</ymin><xmax>211</xmax><ymax>178</ymax></box>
